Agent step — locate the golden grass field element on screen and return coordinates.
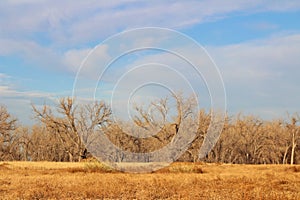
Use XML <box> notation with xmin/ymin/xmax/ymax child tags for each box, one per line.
<box><xmin>0</xmin><ymin>161</ymin><xmax>300</xmax><ymax>199</ymax></box>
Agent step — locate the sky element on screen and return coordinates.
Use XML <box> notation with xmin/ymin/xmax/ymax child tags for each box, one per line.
<box><xmin>0</xmin><ymin>0</ymin><xmax>300</xmax><ymax>125</ymax></box>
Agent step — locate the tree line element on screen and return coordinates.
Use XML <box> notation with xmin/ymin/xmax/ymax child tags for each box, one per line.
<box><xmin>0</xmin><ymin>96</ymin><xmax>299</xmax><ymax>164</ymax></box>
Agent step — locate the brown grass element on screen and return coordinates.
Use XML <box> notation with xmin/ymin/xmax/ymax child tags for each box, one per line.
<box><xmin>0</xmin><ymin>162</ymin><xmax>300</xmax><ymax>199</ymax></box>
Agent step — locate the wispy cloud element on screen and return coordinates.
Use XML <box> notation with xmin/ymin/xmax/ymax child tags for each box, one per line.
<box><xmin>1</xmin><ymin>1</ymin><xmax>299</xmax><ymax>74</ymax></box>
<box><xmin>1</xmin><ymin>1</ymin><xmax>300</xmax><ymax>47</ymax></box>
<box><xmin>0</xmin><ymin>77</ymin><xmax>53</xmax><ymax>124</ymax></box>
<box><xmin>209</xmin><ymin>33</ymin><xmax>300</xmax><ymax>82</ymax></box>
<box><xmin>1</xmin><ymin>1</ymin><xmax>300</xmax><ymax>123</ymax></box>
<box><xmin>0</xmin><ymin>39</ymin><xmax>64</xmax><ymax>72</ymax></box>
<box><xmin>244</xmin><ymin>21</ymin><xmax>279</xmax><ymax>31</ymax></box>
<box><xmin>207</xmin><ymin>33</ymin><xmax>300</xmax><ymax>117</ymax></box>
<box><xmin>84</xmin><ymin>32</ymin><xmax>300</xmax><ymax>119</ymax></box>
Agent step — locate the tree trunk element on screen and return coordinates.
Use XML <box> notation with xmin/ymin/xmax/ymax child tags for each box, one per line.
<box><xmin>283</xmin><ymin>146</ymin><xmax>289</xmax><ymax>164</ymax></box>
<box><xmin>68</xmin><ymin>152</ymin><xmax>73</xmax><ymax>162</ymax></box>
<box><xmin>291</xmin><ymin>130</ymin><xmax>297</xmax><ymax>165</ymax></box>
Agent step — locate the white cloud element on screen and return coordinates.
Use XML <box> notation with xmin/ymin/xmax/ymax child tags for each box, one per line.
<box><xmin>0</xmin><ymin>73</ymin><xmax>11</xmax><ymax>84</ymax></box>
<box><xmin>0</xmin><ymin>81</ymin><xmax>69</xmax><ymax>125</ymax></box>
<box><xmin>205</xmin><ymin>33</ymin><xmax>300</xmax><ymax>117</ymax></box>
<box><xmin>208</xmin><ymin>33</ymin><xmax>300</xmax><ymax>82</ymax></box>
<box><xmin>69</xmin><ymin>44</ymin><xmax>111</xmax><ymax>80</ymax></box>
<box><xmin>0</xmin><ymin>86</ymin><xmax>49</xmax><ymax>98</ymax></box>
<box><xmin>1</xmin><ymin>0</ymin><xmax>300</xmax><ymax>47</ymax></box>
<box><xmin>86</xmin><ymin>32</ymin><xmax>300</xmax><ymax>119</ymax></box>
<box><xmin>1</xmin><ymin>0</ymin><xmax>299</xmax><ymax>76</ymax></box>
<box><xmin>0</xmin><ymin>39</ymin><xmax>64</xmax><ymax>72</ymax></box>
<box><xmin>63</xmin><ymin>48</ymin><xmax>92</xmax><ymax>73</ymax></box>
<box><xmin>54</xmin><ymin>1</ymin><xmax>300</xmax><ymax>45</ymax></box>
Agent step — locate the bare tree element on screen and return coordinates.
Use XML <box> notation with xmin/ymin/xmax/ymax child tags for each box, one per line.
<box><xmin>27</xmin><ymin>125</ymin><xmax>67</xmax><ymax>161</ymax></box>
<box><xmin>132</xmin><ymin>93</ymin><xmax>197</xmax><ymax>143</ymax></box>
<box><xmin>32</xmin><ymin>98</ymin><xmax>111</xmax><ymax>162</ymax></box>
<box><xmin>101</xmin><ymin>93</ymin><xmax>199</xmax><ymax>162</ymax></box>
<box><xmin>0</xmin><ymin>106</ymin><xmax>18</xmax><ymax>160</ymax></box>
<box><xmin>286</xmin><ymin>115</ymin><xmax>300</xmax><ymax>165</ymax></box>
<box><xmin>0</xmin><ymin>95</ymin><xmax>298</xmax><ymax>164</ymax></box>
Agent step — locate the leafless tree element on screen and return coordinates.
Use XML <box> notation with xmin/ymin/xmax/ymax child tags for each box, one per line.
<box><xmin>0</xmin><ymin>95</ymin><xmax>299</xmax><ymax>165</ymax></box>
<box><xmin>285</xmin><ymin>115</ymin><xmax>300</xmax><ymax>165</ymax></box>
<box><xmin>0</xmin><ymin>106</ymin><xmax>18</xmax><ymax>160</ymax></box>
<box><xmin>32</xmin><ymin>98</ymin><xmax>111</xmax><ymax>162</ymax></box>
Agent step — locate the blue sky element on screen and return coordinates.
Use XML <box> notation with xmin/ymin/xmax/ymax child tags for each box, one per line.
<box><xmin>0</xmin><ymin>0</ymin><xmax>300</xmax><ymax>125</ymax></box>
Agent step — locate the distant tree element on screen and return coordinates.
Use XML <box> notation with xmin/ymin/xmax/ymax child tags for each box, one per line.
<box><xmin>285</xmin><ymin>115</ymin><xmax>300</xmax><ymax>165</ymax></box>
<box><xmin>0</xmin><ymin>95</ymin><xmax>296</xmax><ymax>165</ymax></box>
<box><xmin>26</xmin><ymin>125</ymin><xmax>66</xmax><ymax>161</ymax></box>
<box><xmin>12</xmin><ymin>126</ymin><xmax>31</xmax><ymax>161</ymax></box>
<box><xmin>0</xmin><ymin>106</ymin><xmax>17</xmax><ymax>160</ymax></box>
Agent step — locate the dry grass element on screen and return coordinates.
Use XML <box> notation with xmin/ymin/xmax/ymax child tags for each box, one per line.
<box><xmin>0</xmin><ymin>162</ymin><xmax>300</xmax><ymax>199</ymax></box>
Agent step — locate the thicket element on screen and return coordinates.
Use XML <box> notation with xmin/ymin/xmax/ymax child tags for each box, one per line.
<box><xmin>0</xmin><ymin>96</ymin><xmax>299</xmax><ymax>164</ymax></box>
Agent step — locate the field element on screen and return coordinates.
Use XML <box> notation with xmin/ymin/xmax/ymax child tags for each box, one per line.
<box><xmin>0</xmin><ymin>162</ymin><xmax>300</xmax><ymax>199</ymax></box>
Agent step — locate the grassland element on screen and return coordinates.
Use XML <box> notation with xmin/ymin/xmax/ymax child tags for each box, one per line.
<box><xmin>0</xmin><ymin>161</ymin><xmax>300</xmax><ymax>199</ymax></box>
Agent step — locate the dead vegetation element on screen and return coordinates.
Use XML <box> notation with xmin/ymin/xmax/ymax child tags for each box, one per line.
<box><xmin>0</xmin><ymin>161</ymin><xmax>299</xmax><ymax>199</ymax></box>
<box><xmin>1</xmin><ymin>96</ymin><xmax>300</xmax><ymax>165</ymax></box>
